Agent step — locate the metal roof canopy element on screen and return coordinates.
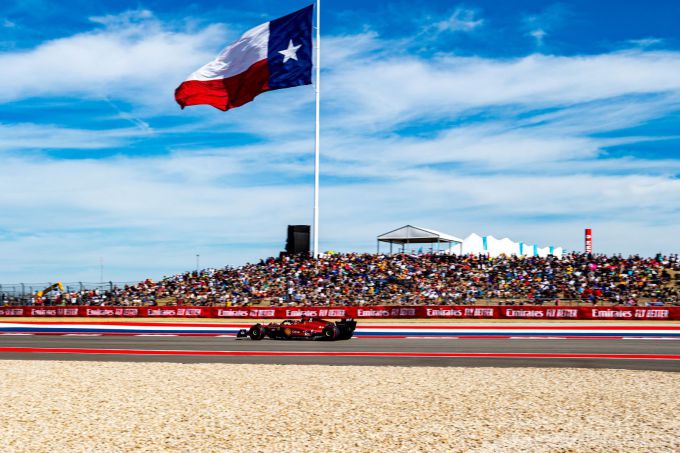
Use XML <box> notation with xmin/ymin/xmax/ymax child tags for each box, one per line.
<box><xmin>377</xmin><ymin>225</ymin><xmax>463</xmax><ymax>245</ymax></box>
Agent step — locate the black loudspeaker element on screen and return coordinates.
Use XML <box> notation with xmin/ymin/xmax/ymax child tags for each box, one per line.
<box><xmin>286</xmin><ymin>225</ymin><xmax>310</xmax><ymax>255</ymax></box>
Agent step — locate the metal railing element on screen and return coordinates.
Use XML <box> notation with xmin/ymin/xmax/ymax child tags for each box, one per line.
<box><xmin>0</xmin><ymin>281</ymin><xmax>141</xmax><ymax>298</ymax></box>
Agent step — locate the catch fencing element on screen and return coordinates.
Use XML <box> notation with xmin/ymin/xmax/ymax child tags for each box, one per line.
<box><xmin>0</xmin><ymin>282</ymin><xmax>140</xmax><ymax>299</ymax></box>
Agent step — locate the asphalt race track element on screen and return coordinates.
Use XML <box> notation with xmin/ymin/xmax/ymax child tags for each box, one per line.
<box><xmin>1</xmin><ymin>335</ymin><xmax>679</xmax><ymax>371</ymax></box>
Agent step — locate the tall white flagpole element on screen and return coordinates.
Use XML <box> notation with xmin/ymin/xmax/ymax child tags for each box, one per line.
<box><xmin>313</xmin><ymin>0</ymin><xmax>321</xmax><ymax>258</ymax></box>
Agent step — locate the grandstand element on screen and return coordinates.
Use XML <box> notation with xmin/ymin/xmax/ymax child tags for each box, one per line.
<box><xmin>2</xmin><ymin>252</ymin><xmax>678</xmax><ymax>308</ymax></box>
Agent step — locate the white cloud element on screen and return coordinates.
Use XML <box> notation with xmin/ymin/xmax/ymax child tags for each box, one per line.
<box><xmin>0</xmin><ymin>11</ymin><xmax>226</xmax><ymax>108</ymax></box>
<box><xmin>0</xmin><ymin>150</ymin><xmax>314</xmax><ymax>281</ymax></box>
<box><xmin>324</xmin><ymin>48</ymin><xmax>680</xmax><ymax>129</ymax></box>
<box><xmin>434</xmin><ymin>8</ymin><xmax>484</xmax><ymax>33</ymax></box>
<box><xmin>89</xmin><ymin>9</ymin><xmax>154</xmax><ymax>27</ymax></box>
<box><xmin>522</xmin><ymin>4</ymin><xmax>568</xmax><ymax>48</ymax></box>
<box><xmin>627</xmin><ymin>38</ymin><xmax>664</xmax><ymax>49</ymax></box>
<box><xmin>0</xmin><ymin>122</ymin><xmax>150</xmax><ymax>150</ymax></box>
<box><xmin>320</xmin><ymin>32</ymin><xmax>383</xmax><ymax>67</ymax></box>
<box><xmin>2</xmin><ymin>147</ymin><xmax>679</xmax><ymax>282</ymax></box>
<box><xmin>529</xmin><ymin>29</ymin><xmax>547</xmax><ymax>46</ymax></box>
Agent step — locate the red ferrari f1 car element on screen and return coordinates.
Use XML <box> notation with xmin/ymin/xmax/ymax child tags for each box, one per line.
<box><xmin>236</xmin><ymin>317</ymin><xmax>357</xmax><ymax>341</ymax></box>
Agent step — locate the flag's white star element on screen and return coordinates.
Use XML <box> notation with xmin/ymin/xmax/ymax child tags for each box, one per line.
<box><xmin>278</xmin><ymin>39</ymin><xmax>301</xmax><ymax>63</ymax></box>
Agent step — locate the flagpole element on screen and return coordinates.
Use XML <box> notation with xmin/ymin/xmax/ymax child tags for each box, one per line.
<box><xmin>312</xmin><ymin>0</ymin><xmax>321</xmax><ymax>258</ymax></box>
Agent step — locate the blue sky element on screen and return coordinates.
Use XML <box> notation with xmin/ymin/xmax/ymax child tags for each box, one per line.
<box><xmin>1</xmin><ymin>0</ymin><xmax>680</xmax><ymax>283</ymax></box>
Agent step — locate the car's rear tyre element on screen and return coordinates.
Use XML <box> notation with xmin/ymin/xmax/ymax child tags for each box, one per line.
<box><xmin>339</xmin><ymin>331</ymin><xmax>353</xmax><ymax>340</ymax></box>
<box><xmin>322</xmin><ymin>325</ymin><xmax>339</xmax><ymax>340</ymax></box>
<box><xmin>249</xmin><ymin>325</ymin><xmax>265</xmax><ymax>340</ymax></box>
<box><xmin>335</xmin><ymin>320</ymin><xmax>356</xmax><ymax>340</ymax></box>
<box><xmin>282</xmin><ymin>327</ymin><xmax>293</xmax><ymax>340</ymax></box>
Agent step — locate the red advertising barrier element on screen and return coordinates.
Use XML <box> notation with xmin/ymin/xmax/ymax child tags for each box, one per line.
<box><xmin>0</xmin><ymin>305</ymin><xmax>679</xmax><ymax>320</ymax></box>
<box><xmin>582</xmin><ymin>307</ymin><xmax>675</xmax><ymax>320</ymax></box>
<box><xmin>497</xmin><ymin>306</ymin><xmax>676</xmax><ymax>320</ymax></box>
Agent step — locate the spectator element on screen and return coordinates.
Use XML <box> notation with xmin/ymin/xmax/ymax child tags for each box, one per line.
<box><xmin>3</xmin><ymin>253</ymin><xmax>679</xmax><ymax>307</ymax></box>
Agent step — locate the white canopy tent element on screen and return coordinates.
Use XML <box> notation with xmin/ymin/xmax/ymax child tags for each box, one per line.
<box><xmin>377</xmin><ymin>225</ymin><xmax>463</xmax><ymax>254</ymax></box>
<box><xmin>451</xmin><ymin>233</ymin><xmax>563</xmax><ymax>258</ymax></box>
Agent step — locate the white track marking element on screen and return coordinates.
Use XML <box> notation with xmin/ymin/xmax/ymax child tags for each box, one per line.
<box><xmin>622</xmin><ymin>337</ymin><xmax>680</xmax><ymax>340</ymax></box>
<box><xmin>134</xmin><ymin>334</ymin><xmax>178</xmax><ymax>337</ymax></box>
<box><xmin>509</xmin><ymin>336</ymin><xmax>567</xmax><ymax>339</ymax></box>
<box><xmin>63</xmin><ymin>334</ymin><xmax>102</xmax><ymax>336</ymax></box>
<box><xmin>404</xmin><ymin>336</ymin><xmax>460</xmax><ymax>339</ymax></box>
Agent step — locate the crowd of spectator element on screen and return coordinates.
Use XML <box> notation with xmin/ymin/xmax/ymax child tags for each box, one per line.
<box><xmin>3</xmin><ymin>252</ymin><xmax>679</xmax><ymax>307</ymax></box>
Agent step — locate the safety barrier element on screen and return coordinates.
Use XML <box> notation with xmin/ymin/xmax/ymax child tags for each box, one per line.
<box><xmin>0</xmin><ymin>305</ymin><xmax>679</xmax><ymax>320</ymax></box>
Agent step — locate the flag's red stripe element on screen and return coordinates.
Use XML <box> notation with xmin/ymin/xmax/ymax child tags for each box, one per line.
<box><xmin>175</xmin><ymin>59</ymin><xmax>270</xmax><ymax>111</ymax></box>
<box><xmin>1</xmin><ymin>347</ymin><xmax>680</xmax><ymax>360</ymax></box>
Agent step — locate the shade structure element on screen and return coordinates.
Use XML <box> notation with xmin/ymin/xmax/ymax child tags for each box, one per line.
<box><xmin>377</xmin><ymin>225</ymin><xmax>463</xmax><ymax>254</ymax></box>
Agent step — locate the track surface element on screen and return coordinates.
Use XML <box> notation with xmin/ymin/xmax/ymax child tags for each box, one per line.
<box><xmin>1</xmin><ymin>336</ymin><xmax>679</xmax><ymax>371</ymax></box>
<box><xmin>3</xmin><ymin>321</ymin><xmax>680</xmax><ymax>338</ymax></box>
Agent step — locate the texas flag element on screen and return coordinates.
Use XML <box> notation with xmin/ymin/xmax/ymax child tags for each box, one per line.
<box><xmin>175</xmin><ymin>5</ymin><xmax>313</xmax><ymax>111</ymax></box>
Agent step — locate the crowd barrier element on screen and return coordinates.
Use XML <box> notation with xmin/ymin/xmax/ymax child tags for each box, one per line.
<box><xmin>0</xmin><ymin>305</ymin><xmax>679</xmax><ymax>320</ymax></box>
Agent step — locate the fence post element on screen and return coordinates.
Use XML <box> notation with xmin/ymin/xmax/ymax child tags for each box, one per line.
<box><xmin>79</xmin><ymin>282</ymin><xmax>83</xmax><ymax>291</ymax></box>
<box><xmin>109</xmin><ymin>281</ymin><xmax>113</xmax><ymax>291</ymax></box>
<box><xmin>21</xmin><ymin>283</ymin><xmax>25</xmax><ymax>297</ymax></box>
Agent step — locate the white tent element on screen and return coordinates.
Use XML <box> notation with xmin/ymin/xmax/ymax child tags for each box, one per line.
<box><xmin>498</xmin><ymin>237</ymin><xmax>518</xmax><ymax>256</ymax></box>
<box><xmin>450</xmin><ymin>233</ymin><xmax>563</xmax><ymax>258</ymax></box>
<box><xmin>519</xmin><ymin>242</ymin><xmax>537</xmax><ymax>256</ymax></box>
<box><xmin>461</xmin><ymin>233</ymin><xmax>485</xmax><ymax>255</ymax></box>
